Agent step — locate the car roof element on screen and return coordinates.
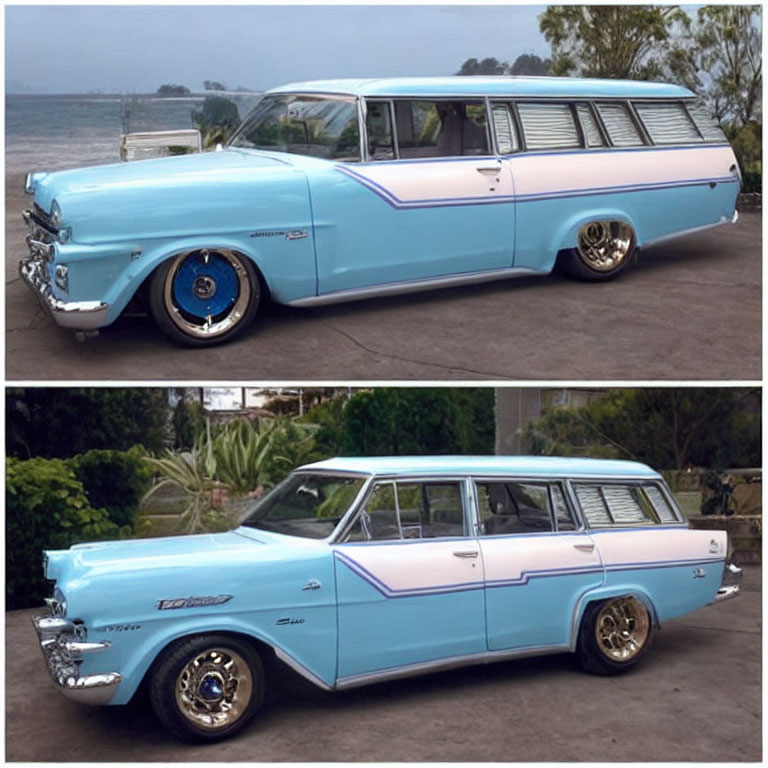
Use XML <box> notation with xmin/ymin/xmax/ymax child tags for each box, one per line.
<box><xmin>267</xmin><ymin>76</ymin><xmax>693</xmax><ymax>100</ymax></box>
<box><xmin>299</xmin><ymin>455</ymin><xmax>661</xmax><ymax>479</ymax></box>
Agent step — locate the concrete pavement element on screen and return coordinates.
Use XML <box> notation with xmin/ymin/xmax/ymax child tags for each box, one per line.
<box><xmin>6</xmin><ymin>566</ymin><xmax>761</xmax><ymax>761</ymax></box>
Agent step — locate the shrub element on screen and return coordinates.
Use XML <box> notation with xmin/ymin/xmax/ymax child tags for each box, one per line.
<box><xmin>73</xmin><ymin>445</ymin><xmax>154</xmax><ymax>529</ymax></box>
<box><xmin>6</xmin><ymin>457</ymin><xmax>120</xmax><ymax>610</ymax></box>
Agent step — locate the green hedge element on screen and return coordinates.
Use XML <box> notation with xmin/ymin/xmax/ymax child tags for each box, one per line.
<box><xmin>6</xmin><ymin>458</ymin><xmax>121</xmax><ymax>609</ymax></box>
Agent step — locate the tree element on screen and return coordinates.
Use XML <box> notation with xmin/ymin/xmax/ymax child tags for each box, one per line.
<box><xmin>203</xmin><ymin>80</ymin><xmax>227</xmax><ymax>91</ymax></box>
<box><xmin>191</xmin><ymin>95</ymin><xmax>241</xmax><ymax>148</ymax></box>
<box><xmin>685</xmin><ymin>6</ymin><xmax>761</xmax><ymax>126</ymax></box>
<box><xmin>156</xmin><ymin>83</ymin><xmax>191</xmax><ymax>97</ymax></box>
<box><xmin>523</xmin><ymin>388</ymin><xmax>761</xmax><ymax>470</ymax></box>
<box><xmin>6</xmin><ymin>388</ymin><xmax>168</xmax><ymax>459</ymax></box>
<box><xmin>539</xmin><ymin>5</ymin><xmax>690</xmax><ymax>79</ymax></box>
<box><xmin>509</xmin><ymin>54</ymin><xmax>551</xmax><ymax>76</ymax></box>
<box><xmin>456</xmin><ymin>57</ymin><xmax>508</xmax><ymax>76</ymax></box>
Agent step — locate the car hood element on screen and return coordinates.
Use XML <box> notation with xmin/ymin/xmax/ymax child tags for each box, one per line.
<box><xmin>44</xmin><ymin>527</ymin><xmax>315</xmax><ymax>584</ymax></box>
<box><xmin>29</xmin><ymin>148</ymin><xmax>293</xmax><ymax>212</ymax></box>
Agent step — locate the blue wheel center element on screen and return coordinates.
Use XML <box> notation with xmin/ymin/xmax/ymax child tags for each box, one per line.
<box><xmin>198</xmin><ymin>674</ymin><xmax>224</xmax><ymax>701</ymax></box>
<box><xmin>172</xmin><ymin>252</ymin><xmax>239</xmax><ymax>319</ymax></box>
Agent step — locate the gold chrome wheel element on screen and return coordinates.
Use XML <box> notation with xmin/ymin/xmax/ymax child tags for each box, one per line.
<box><xmin>175</xmin><ymin>646</ymin><xmax>254</xmax><ymax>731</ymax></box>
<box><xmin>594</xmin><ymin>597</ymin><xmax>650</xmax><ymax>662</ymax></box>
<box><xmin>576</xmin><ymin>221</ymin><xmax>635</xmax><ymax>273</ymax></box>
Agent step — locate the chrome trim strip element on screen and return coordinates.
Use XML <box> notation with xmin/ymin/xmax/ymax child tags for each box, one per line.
<box><xmin>274</xmin><ymin>648</ymin><xmax>333</xmax><ymax>691</ymax></box>
<box><xmin>287</xmin><ymin>267</ymin><xmax>546</xmax><ymax>308</ymax></box>
<box><xmin>336</xmin><ymin>644</ymin><xmax>569</xmax><ymax>690</ymax></box>
<box><xmin>641</xmin><ymin>215</ymin><xmax>738</xmax><ymax>249</ymax></box>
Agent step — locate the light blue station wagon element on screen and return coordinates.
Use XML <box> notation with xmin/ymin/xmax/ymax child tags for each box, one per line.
<box><xmin>33</xmin><ymin>456</ymin><xmax>741</xmax><ymax>741</ymax></box>
<box><xmin>21</xmin><ymin>76</ymin><xmax>740</xmax><ymax>345</ymax></box>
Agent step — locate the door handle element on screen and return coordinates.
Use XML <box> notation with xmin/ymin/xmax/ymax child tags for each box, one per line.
<box><xmin>453</xmin><ymin>550</ymin><xmax>479</xmax><ymax>559</ymax></box>
<box><xmin>573</xmin><ymin>543</ymin><xmax>595</xmax><ymax>553</ymax></box>
<box><xmin>476</xmin><ymin>163</ymin><xmax>502</xmax><ymax>174</ymax></box>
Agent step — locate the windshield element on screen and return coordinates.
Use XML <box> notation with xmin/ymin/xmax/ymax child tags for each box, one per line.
<box><xmin>229</xmin><ymin>94</ymin><xmax>361</xmax><ymax>161</ymax></box>
<box><xmin>239</xmin><ymin>472</ymin><xmax>367</xmax><ymax>539</ymax></box>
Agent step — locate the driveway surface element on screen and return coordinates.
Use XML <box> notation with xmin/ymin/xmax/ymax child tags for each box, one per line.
<box><xmin>6</xmin><ymin>170</ymin><xmax>761</xmax><ymax>380</ymax></box>
<box><xmin>6</xmin><ymin>566</ymin><xmax>761</xmax><ymax>762</ymax></box>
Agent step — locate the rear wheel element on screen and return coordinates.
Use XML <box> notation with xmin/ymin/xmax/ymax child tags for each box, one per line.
<box><xmin>149</xmin><ymin>248</ymin><xmax>260</xmax><ymax>346</ymax></box>
<box><xmin>576</xmin><ymin>597</ymin><xmax>652</xmax><ymax>675</ymax></box>
<box><xmin>150</xmin><ymin>634</ymin><xmax>265</xmax><ymax>742</ymax></box>
<box><xmin>560</xmin><ymin>220</ymin><xmax>636</xmax><ymax>281</ymax></box>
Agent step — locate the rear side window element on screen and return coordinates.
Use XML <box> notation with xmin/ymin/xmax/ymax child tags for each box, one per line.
<box><xmin>476</xmin><ymin>481</ymin><xmax>576</xmax><ymax>535</ymax></box>
<box><xmin>366</xmin><ymin>100</ymin><xmax>395</xmax><ymax>160</ymax></box>
<box><xmin>575</xmin><ymin>484</ymin><xmax>661</xmax><ymax>527</ymax></box>
<box><xmin>634</xmin><ymin>102</ymin><xmax>702</xmax><ymax>145</ymax></box>
<box><xmin>517</xmin><ymin>103</ymin><xmax>581</xmax><ymax>150</ymax></box>
<box><xmin>686</xmin><ymin>102</ymin><xmax>727</xmax><ymax>143</ymax></box>
<box><xmin>596</xmin><ymin>103</ymin><xmax>645</xmax><ymax>147</ymax></box>
<box><xmin>491</xmin><ymin>103</ymin><xmax>519</xmax><ymax>154</ymax></box>
<box><xmin>643</xmin><ymin>484</ymin><xmax>679</xmax><ymax>522</ymax></box>
<box><xmin>575</xmin><ymin>104</ymin><xmax>605</xmax><ymax>147</ymax></box>
<box><xmin>394</xmin><ymin>100</ymin><xmax>490</xmax><ymax>158</ymax></box>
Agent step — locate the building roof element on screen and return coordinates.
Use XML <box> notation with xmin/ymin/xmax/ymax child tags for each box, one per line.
<box><xmin>268</xmin><ymin>76</ymin><xmax>693</xmax><ymax>99</ymax></box>
<box><xmin>300</xmin><ymin>455</ymin><xmax>661</xmax><ymax>479</ymax></box>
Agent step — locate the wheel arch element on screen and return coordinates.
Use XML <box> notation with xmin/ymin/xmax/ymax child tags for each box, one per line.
<box><xmin>111</xmin><ymin>238</ymin><xmax>273</xmax><ymax>321</ymax></box>
<box><xmin>549</xmin><ymin>208</ymin><xmax>642</xmax><ymax>263</ymax></box>
<box><xmin>569</xmin><ymin>586</ymin><xmax>660</xmax><ymax>652</ymax></box>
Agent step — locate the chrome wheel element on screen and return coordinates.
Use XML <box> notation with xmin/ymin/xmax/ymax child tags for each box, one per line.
<box><xmin>175</xmin><ymin>646</ymin><xmax>254</xmax><ymax>731</ymax></box>
<box><xmin>164</xmin><ymin>249</ymin><xmax>253</xmax><ymax>339</ymax></box>
<box><xmin>594</xmin><ymin>597</ymin><xmax>650</xmax><ymax>662</ymax></box>
<box><xmin>576</xmin><ymin>221</ymin><xmax>634</xmax><ymax>273</ymax></box>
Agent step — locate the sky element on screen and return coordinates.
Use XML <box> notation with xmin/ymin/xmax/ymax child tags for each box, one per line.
<box><xmin>6</xmin><ymin>5</ymin><xmax>549</xmax><ymax>94</ymax></box>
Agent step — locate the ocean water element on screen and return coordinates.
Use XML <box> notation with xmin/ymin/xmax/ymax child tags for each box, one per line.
<box><xmin>5</xmin><ymin>93</ymin><xmax>262</xmax><ymax>175</ymax></box>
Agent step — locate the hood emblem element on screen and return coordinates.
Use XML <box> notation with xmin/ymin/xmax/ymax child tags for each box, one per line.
<box><xmin>157</xmin><ymin>595</ymin><xmax>233</xmax><ymax>611</ymax></box>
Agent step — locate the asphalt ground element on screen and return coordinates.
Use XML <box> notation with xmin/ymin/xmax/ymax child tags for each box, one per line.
<box><xmin>5</xmin><ymin>565</ymin><xmax>761</xmax><ymax>762</ymax></box>
<box><xmin>6</xmin><ymin>173</ymin><xmax>762</xmax><ymax>381</ymax></box>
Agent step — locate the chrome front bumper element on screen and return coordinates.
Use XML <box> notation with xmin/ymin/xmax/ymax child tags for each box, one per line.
<box><xmin>19</xmin><ymin>256</ymin><xmax>109</xmax><ymax>331</ymax></box>
<box><xmin>714</xmin><ymin>562</ymin><xmax>743</xmax><ymax>602</ymax></box>
<box><xmin>32</xmin><ymin>614</ymin><xmax>122</xmax><ymax>705</ymax></box>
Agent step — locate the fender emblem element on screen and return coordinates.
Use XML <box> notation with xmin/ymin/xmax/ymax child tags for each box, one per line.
<box><xmin>692</xmin><ymin>568</ymin><xmax>706</xmax><ymax>579</ymax></box>
<box><xmin>276</xmin><ymin>617</ymin><xmax>305</xmax><ymax>626</ymax></box>
<box><xmin>286</xmin><ymin>230</ymin><xmax>308</xmax><ymax>240</ymax></box>
<box><xmin>709</xmin><ymin>539</ymin><xmax>723</xmax><ymax>555</ymax></box>
<box><xmin>156</xmin><ymin>595</ymin><xmax>232</xmax><ymax>610</ymax></box>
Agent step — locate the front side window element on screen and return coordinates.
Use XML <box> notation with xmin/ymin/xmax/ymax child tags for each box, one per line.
<box><xmin>365</xmin><ymin>100</ymin><xmax>395</xmax><ymax>160</ymax></box>
<box><xmin>596</xmin><ymin>102</ymin><xmax>645</xmax><ymax>147</ymax></box>
<box><xmin>230</xmin><ymin>94</ymin><xmax>361</xmax><ymax>161</ymax></box>
<box><xmin>394</xmin><ymin>100</ymin><xmax>490</xmax><ymax>159</ymax></box>
<box><xmin>517</xmin><ymin>102</ymin><xmax>581</xmax><ymax>150</ymax></box>
<box><xmin>240</xmin><ymin>472</ymin><xmax>366</xmax><ymax>539</ymax></box>
<box><xmin>343</xmin><ymin>481</ymin><xmax>466</xmax><ymax>541</ymax></box>
<box><xmin>634</xmin><ymin>102</ymin><xmax>703</xmax><ymax>145</ymax></box>
<box><xmin>575</xmin><ymin>483</ymin><xmax>661</xmax><ymax>527</ymax></box>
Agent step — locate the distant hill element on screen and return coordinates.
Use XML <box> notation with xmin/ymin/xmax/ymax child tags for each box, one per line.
<box><xmin>6</xmin><ymin>79</ymin><xmax>36</xmax><ymax>94</ymax></box>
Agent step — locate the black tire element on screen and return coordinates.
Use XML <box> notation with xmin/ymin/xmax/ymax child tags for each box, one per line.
<box><xmin>150</xmin><ymin>634</ymin><xmax>265</xmax><ymax>742</ymax></box>
<box><xmin>559</xmin><ymin>220</ymin><xmax>636</xmax><ymax>282</ymax></box>
<box><xmin>149</xmin><ymin>248</ymin><xmax>261</xmax><ymax>347</ymax></box>
<box><xmin>575</xmin><ymin>597</ymin><xmax>653</xmax><ymax>676</ymax></box>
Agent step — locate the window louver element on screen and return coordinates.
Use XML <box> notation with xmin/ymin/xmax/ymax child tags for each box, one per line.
<box><xmin>575</xmin><ymin>485</ymin><xmax>611</xmax><ymax>525</ymax></box>
<box><xmin>644</xmin><ymin>485</ymin><xmax>677</xmax><ymax>522</ymax></box>
<box><xmin>576</xmin><ymin>104</ymin><xmax>604</xmax><ymax>147</ymax></box>
<box><xmin>596</xmin><ymin>103</ymin><xmax>644</xmax><ymax>147</ymax></box>
<box><xmin>635</xmin><ymin>102</ymin><xmax>703</xmax><ymax>144</ymax></box>
<box><xmin>492</xmin><ymin>104</ymin><xmax>517</xmax><ymax>154</ymax></box>
<box><xmin>686</xmin><ymin>102</ymin><xmax>727</xmax><ymax>143</ymax></box>
<box><xmin>602</xmin><ymin>486</ymin><xmax>649</xmax><ymax>523</ymax></box>
<box><xmin>518</xmin><ymin>103</ymin><xmax>580</xmax><ymax>150</ymax></box>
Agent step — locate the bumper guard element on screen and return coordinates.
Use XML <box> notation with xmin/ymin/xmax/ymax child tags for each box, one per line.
<box><xmin>32</xmin><ymin>614</ymin><xmax>122</xmax><ymax>705</ymax></box>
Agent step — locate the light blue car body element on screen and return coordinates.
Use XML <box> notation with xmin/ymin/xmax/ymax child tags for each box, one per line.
<box><xmin>21</xmin><ymin>76</ymin><xmax>740</xmax><ymax>333</ymax></box>
<box><xmin>35</xmin><ymin>455</ymin><xmax>735</xmax><ymax>709</ymax></box>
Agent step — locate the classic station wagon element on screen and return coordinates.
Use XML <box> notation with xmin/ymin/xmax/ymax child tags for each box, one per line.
<box><xmin>21</xmin><ymin>76</ymin><xmax>740</xmax><ymax>345</ymax></box>
<box><xmin>34</xmin><ymin>456</ymin><xmax>741</xmax><ymax>741</ymax></box>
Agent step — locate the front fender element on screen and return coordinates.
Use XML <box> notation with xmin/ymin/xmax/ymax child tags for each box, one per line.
<box><xmin>569</xmin><ymin>585</ymin><xmax>660</xmax><ymax>651</ymax></box>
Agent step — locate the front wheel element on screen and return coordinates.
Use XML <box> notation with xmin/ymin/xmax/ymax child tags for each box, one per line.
<box><xmin>150</xmin><ymin>634</ymin><xmax>265</xmax><ymax>742</ymax></box>
<box><xmin>149</xmin><ymin>248</ymin><xmax>261</xmax><ymax>346</ymax></box>
<box><xmin>560</xmin><ymin>220</ymin><xmax>636</xmax><ymax>281</ymax></box>
<box><xmin>576</xmin><ymin>596</ymin><xmax>652</xmax><ymax>675</ymax></box>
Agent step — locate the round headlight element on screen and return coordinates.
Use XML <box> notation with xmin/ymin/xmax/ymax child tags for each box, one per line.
<box><xmin>50</xmin><ymin>200</ymin><xmax>62</xmax><ymax>227</ymax></box>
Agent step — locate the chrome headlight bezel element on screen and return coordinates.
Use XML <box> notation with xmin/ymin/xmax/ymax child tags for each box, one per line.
<box><xmin>50</xmin><ymin>200</ymin><xmax>62</xmax><ymax>228</ymax></box>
